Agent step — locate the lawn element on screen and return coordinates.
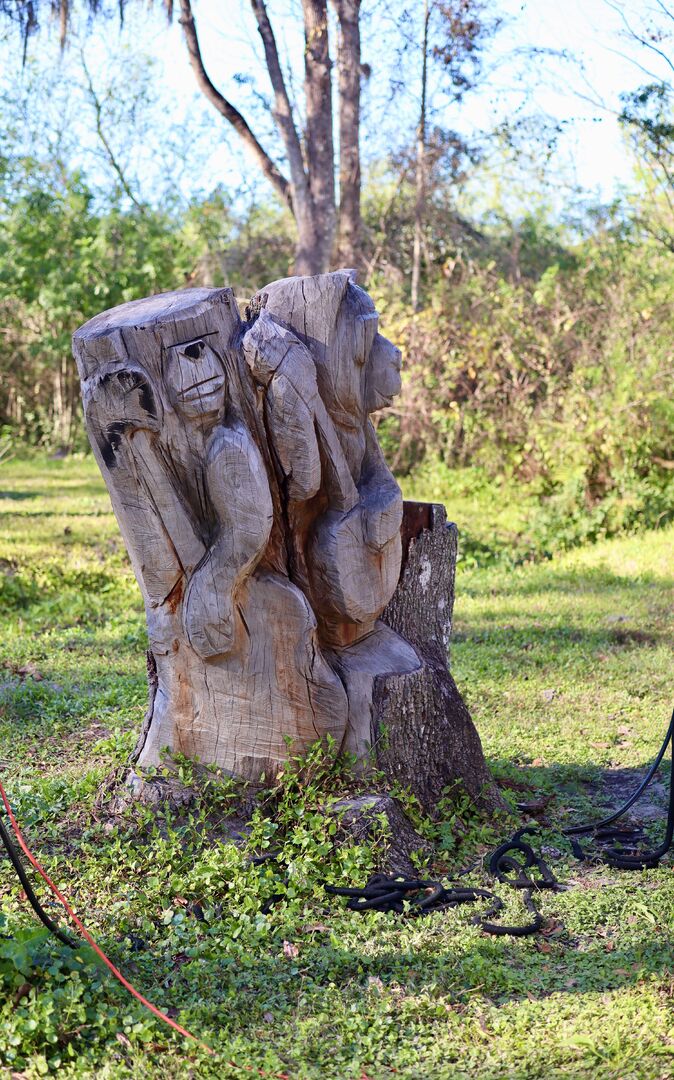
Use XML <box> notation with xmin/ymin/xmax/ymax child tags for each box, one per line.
<box><xmin>0</xmin><ymin>454</ymin><xmax>673</xmax><ymax>1079</ymax></box>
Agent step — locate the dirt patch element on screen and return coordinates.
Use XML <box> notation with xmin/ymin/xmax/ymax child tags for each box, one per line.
<box><xmin>588</xmin><ymin>766</ymin><xmax>669</xmax><ymax>824</ymax></box>
<box><xmin>608</xmin><ymin>628</ymin><xmax>660</xmax><ymax>647</ymax></box>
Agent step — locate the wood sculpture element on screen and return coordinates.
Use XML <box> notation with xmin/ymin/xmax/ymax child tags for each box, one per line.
<box><xmin>73</xmin><ymin>272</ymin><xmax>495</xmax><ymax>809</ymax></box>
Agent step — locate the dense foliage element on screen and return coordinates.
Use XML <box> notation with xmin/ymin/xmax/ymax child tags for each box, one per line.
<box><xmin>0</xmin><ymin>150</ymin><xmax>296</xmax><ymax>448</ymax></box>
<box><xmin>375</xmin><ymin>206</ymin><xmax>674</xmax><ymax>553</ymax></box>
<box><xmin>1</xmin><ymin>84</ymin><xmax>672</xmax><ymax>557</ymax></box>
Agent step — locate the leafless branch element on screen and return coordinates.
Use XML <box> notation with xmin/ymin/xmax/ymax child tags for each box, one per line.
<box><xmin>604</xmin><ymin>0</ymin><xmax>674</xmax><ymax>76</ymax></box>
<box><xmin>250</xmin><ymin>0</ymin><xmax>309</xmax><ymax>200</ymax></box>
<box><xmin>81</xmin><ymin>53</ymin><xmax>144</xmax><ymax>211</ymax></box>
<box><xmin>178</xmin><ymin>0</ymin><xmax>292</xmax><ymax>210</ymax></box>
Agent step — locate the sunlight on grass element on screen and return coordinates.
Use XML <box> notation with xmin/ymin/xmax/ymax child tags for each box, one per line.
<box><xmin>0</xmin><ymin>455</ymin><xmax>673</xmax><ymax>1078</ymax></box>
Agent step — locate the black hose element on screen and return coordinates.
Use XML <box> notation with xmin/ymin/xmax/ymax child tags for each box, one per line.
<box><xmin>565</xmin><ymin>708</ymin><xmax>674</xmax><ymax>835</ymax></box>
<box><xmin>562</xmin><ymin>707</ymin><xmax>674</xmax><ymax>869</ymax></box>
<box><xmin>0</xmin><ymin>814</ymin><xmax>76</xmax><ymax>948</ymax></box>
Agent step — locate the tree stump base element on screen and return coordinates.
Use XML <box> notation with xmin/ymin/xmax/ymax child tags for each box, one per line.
<box><xmin>328</xmin><ymin>794</ymin><xmax>433</xmax><ymax>876</ymax></box>
<box><xmin>371</xmin><ymin>502</ymin><xmax>503</xmax><ymax>814</ymax></box>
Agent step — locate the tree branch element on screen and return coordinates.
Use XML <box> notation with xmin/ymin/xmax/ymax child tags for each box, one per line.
<box><xmin>81</xmin><ymin>53</ymin><xmax>144</xmax><ymax>212</ymax></box>
<box><xmin>178</xmin><ymin>0</ymin><xmax>293</xmax><ymax>211</ymax></box>
<box><xmin>250</xmin><ymin>0</ymin><xmax>309</xmax><ymax>203</ymax></box>
<box><xmin>605</xmin><ymin>0</ymin><xmax>674</xmax><ymax>77</ymax></box>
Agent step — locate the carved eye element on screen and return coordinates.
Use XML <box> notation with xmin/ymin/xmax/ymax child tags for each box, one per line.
<box><xmin>182</xmin><ymin>340</ymin><xmax>205</xmax><ymax>360</ymax></box>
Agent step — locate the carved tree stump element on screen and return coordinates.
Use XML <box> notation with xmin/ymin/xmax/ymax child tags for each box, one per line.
<box><xmin>73</xmin><ymin>272</ymin><xmax>497</xmax><ymax>815</ymax></box>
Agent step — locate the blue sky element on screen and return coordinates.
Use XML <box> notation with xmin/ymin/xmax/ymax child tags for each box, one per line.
<box><xmin>2</xmin><ymin>0</ymin><xmax>671</xmax><ymax>209</ymax></box>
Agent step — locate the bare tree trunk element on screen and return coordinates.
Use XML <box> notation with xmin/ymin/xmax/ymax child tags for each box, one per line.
<box><xmin>411</xmin><ymin>0</ymin><xmax>430</xmax><ymax>312</ymax></box>
<box><xmin>333</xmin><ymin>0</ymin><xmax>362</xmax><ymax>270</ymax></box>
<box><xmin>177</xmin><ymin>0</ymin><xmax>346</xmax><ymax>277</ymax></box>
<box><xmin>251</xmin><ymin>0</ymin><xmax>319</xmax><ymax>276</ymax></box>
<box><xmin>302</xmin><ymin>0</ymin><xmax>336</xmax><ymax>274</ymax></box>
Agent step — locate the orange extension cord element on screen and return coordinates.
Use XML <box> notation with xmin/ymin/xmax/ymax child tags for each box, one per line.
<box><xmin>0</xmin><ymin>781</ymin><xmax>291</xmax><ymax>1075</ymax></box>
<box><xmin>0</xmin><ymin>777</ymin><xmax>214</xmax><ymax>1053</ymax></box>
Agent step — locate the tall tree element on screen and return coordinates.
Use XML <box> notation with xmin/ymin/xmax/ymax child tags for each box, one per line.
<box><xmin>410</xmin><ymin>0</ymin><xmax>496</xmax><ymax>308</ymax></box>
<box><xmin>333</xmin><ymin>0</ymin><xmax>363</xmax><ymax>267</ymax></box>
<box><xmin>5</xmin><ymin>0</ymin><xmax>364</xmax><ymax>275</ymax></box>
<box><xmin>411</xmin><ymin>0</ymin><xmax>430</xmax><ymax>312</ymax></box>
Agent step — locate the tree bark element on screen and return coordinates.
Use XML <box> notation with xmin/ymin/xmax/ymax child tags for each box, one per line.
<box><xmin>333</xmin><ymin>0</ymin><xmax>362</xmax><ymax>270</ymax></box>
<box><xmin>411</xmin><ymin>0</ymin><xmax>430</xmax><ymax>312</ymax></box>
<box><xmin>373</xmin><ymin>502</ymin><xmax>503</xmax><ymax>812</ymax></box>
<box><xmin>301</xmin><ymin>0</ymin><xmax>336</xmax><ymax>274</ymax></box>
<box><xmin>328</xmin><ymin>794</ymin><xmax>433</xmax><ymax>875</ymax></box>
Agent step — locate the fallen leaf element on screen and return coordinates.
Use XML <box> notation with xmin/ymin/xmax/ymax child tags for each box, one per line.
<box><xmin>116</xmin><ymin>1032</ymin><xmax>132</xmax><ymax>1049</ymax></box>
<box><xmin>531</xmin><ymin>758</ymin><xmax>544</xmax><ymax>767</ymax></box>
<box><xmin>302</xmin><ymin>923</ymin><xmax>330</xmax><ymax>934</ymax></box>
<box><xmin>13</xmin><ymin>982</ymin><xmax>31</xmax><ymax>1005</ymax></box>
<box><xmin>541</xmin><ymin>689</ymin><xmax>557</xmax><ymax>702</ymax></box>
<box><xmin>17</xmin><ymin>663</ymin><xmax>43</xmax><ymax>681</ymax></box>
<box><xmin>283</xmin><ymin>940</ymin><xmax>299</xmax><ymax>960</ymax></box>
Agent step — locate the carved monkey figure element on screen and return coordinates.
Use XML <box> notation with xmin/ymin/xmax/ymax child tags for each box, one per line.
<box><xmin>243</xmin><ymin>271</ymin><xmax>404</xmax><ymax>646</ymax></box>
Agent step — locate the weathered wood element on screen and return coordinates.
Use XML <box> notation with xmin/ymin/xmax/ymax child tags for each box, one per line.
<box><xmin>73</xmin><ymin>272</ymin><xmax>496</xmax><ymax>813</ymax></box>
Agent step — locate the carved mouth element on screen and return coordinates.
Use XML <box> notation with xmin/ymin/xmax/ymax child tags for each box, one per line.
<box><xmin>178</xmin><ymin>375</ymin><xmax>225</xmax><ymax>402</ymax></box>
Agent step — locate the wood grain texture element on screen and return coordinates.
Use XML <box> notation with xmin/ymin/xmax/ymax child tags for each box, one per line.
<box><xmin>73</xmin><ymin>274</ymin><xmax>428</xmax><ymax>782</ymax></box>
<box><xmin>75</xmin><ymin>277</ymin><xmax>495</xmax><ymax>807</ymax></box>
<box><xmin>247</xmin><ymin>272</ymin><xmax>404</xmax><ymax>647</ymax></box>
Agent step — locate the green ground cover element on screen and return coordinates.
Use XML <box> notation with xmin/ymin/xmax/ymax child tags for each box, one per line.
<box><xmin>0</xmin><ymin>454</ymin><xmax>673</xmax><ymax>1079</ymax></box>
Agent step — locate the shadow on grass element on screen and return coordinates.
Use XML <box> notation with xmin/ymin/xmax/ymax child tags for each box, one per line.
<box><xmin>453</xmin><ymin>623</ymin><xmax>666</xmax><ymax>650</ymax></box>
<box><xmin>138</xmin><ymin>921</ymin><xmax>674</xmax><ymax>1015</ymax></box>
<box><xmin>297</xmin><ymin>933</ymin><xmax>674</xmax><ymax>1007</ymax></box>
<box><xmin>0</xmin><ymin>508</ymin><xmax>112</xmax><ymax>518</ymax></box>
<box><xmin>462</xmin><ymin>564</ymin><xmax>674</xmax><ymax>600</ymax></box>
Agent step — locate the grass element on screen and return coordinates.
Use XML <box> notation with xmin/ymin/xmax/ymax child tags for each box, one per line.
<box><xmin>0</xmin><ymin>453</ymin><xmax>673</xmax><ymax>1079</ymax></box>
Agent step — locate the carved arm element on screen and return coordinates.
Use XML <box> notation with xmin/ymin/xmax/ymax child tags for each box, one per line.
<box><xmin>182</xmin><ymin>421</ymin><xmax>274</xmax><ymax>658</ymax></box>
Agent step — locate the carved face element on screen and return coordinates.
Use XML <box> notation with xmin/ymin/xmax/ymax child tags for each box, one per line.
<box><xmin>163</xmin><ymin>338</ymin><xmax>227</xmax><ymax>420</ymax></box>
<box><xmin>364</xmin><ymin>331</ymin><xmax>402</xmax><ymax>413</ymax></box>
<box><xmin>326</xmin><ymin>284</ymin><xmax>401</xmax><ymax>422</ymax></box>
